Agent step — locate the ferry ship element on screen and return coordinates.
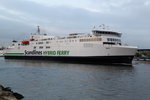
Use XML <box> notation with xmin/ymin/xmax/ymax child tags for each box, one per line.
<box><xmin>4</xmin><ymin>26</ymin><xmax>137</xmax><ymax>65</ymax></box>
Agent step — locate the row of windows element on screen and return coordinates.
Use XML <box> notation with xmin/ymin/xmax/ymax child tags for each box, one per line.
<box><xmin>107</xmin><ymin>38</ymin><xmax>121</xmax><ymax>42</ymax></box>
<box><xmin>103</xmin><ymin>42</ymin><xmax>121</xmax><ymax>45</ymax></box>
<box><xmin>63</xmin><ymin>40</ymin><xmax>77</xmax><ymax>42</ymax></box>
<box><xmin>36</xmin><ymin>42</ymin><xmax>49</xmax><ymax>44</ymax></box>
<box><xmin>94</xmin><ymin>31</ymin><xmax>119</xmax><ymax>35</ymax></box>
<box><xmin>93</xmin><ymin>31</ymin><xmax>121</xmax><ymax>37</ymax></box>
<box><xmin>41</xmin><ymin>35</ymin><xmax>93</xmax><ymax>40</ymax></box>
<box><xmin>37</xmin><ymin>39</ymin><xmax>78</xmax><ymax>44</ymax></box>
<box><xmin>68</xmin><ymin>35</ymin><xmax>92</xmax><ymax>38</ymax></box>
<box><xmin>34</xmin><ymin>46</ymin><xmax>51</xmax><ymax>49</ymax></box>
<box><xmin>41</xmin><ymin>38</ymin><xmax>54</xmax><ymax>41</ymax></box>
<box><xmin>17</xmin><ymin>37</ymin><xmax>102</xmax><ymax>46</ymax></box>
<box><xmin>80</xmin><ymin>38</ymin><xmax>101</xmax><ymax>42</ymax></box>
<box><xmin>15</xmin><ymin>43</ymin><xmax>29</xmax><ymax>46</ymax></box>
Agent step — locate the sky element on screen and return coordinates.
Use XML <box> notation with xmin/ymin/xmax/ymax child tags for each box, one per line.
<box><xmin>0</xmin><ymin>0</ymin><xmax>150</xmax><ymax>48</ymax></box>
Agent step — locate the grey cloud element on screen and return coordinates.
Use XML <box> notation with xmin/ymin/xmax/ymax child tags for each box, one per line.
<box><xmin>0</xmin><ymin>0</ymin><xmax>150</xmax><ymax>48</ymax></box>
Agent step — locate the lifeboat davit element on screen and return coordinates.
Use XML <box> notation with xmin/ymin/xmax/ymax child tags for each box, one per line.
<box><xmin>30</xmin><ymin>38</ymin><xmax>35</xmax><ymax>41</ymax></box>
<box><xmin>21</xmin><ymin>40</ymin><xmax>29</xmax><ymax>44</ymax></box>
<box><xmin>30</xmin><ymin>36</ymin><xmax>35</xmax><ymax>41</ymax></box>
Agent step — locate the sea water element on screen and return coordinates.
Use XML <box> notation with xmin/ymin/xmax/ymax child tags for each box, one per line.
<box><xmin>0</xmin><ymin>57</ymin><xmax>150</xmax><ymax>100</ymax></box>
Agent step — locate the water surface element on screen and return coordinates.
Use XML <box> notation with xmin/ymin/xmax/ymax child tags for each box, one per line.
<box><xmin>0</xmin><ymin>58</ymin><xmax>150</xmax><ymax>100</ymax></box>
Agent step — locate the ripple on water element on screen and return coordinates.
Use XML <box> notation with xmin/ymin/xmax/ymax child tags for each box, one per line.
<box><xmin>0</xmin><ymin>58</ymin><xmax>150</xmax><ymax>100</ymax></box>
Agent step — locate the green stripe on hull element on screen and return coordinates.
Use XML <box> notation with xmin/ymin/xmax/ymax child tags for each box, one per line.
<box><xmin>4</xmin><ymin>53</ymin><xmax>24</xmax><ymax>55</ymax></box>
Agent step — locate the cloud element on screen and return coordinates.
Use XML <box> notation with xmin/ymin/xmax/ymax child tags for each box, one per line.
<box><xmin>0</xmin><ymin>0</ymin><xmax>150</xmax><ymax>48</ymax></box>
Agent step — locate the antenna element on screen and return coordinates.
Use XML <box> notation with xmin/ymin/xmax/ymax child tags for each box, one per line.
<box><xmin>37</xmin><ymin>26</ymin><xmax>40</xmax><ymax>34</ymax></box>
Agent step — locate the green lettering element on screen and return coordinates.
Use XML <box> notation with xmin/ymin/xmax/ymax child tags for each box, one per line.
<box><xmin>43</xmin><ymin>50</ymin><xmax>70</xmax><ymax>55</ymax></box>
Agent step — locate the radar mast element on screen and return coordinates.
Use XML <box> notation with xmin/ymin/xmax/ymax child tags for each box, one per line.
<box><xmin>37</xmin><ymin>26</ymin><xmax>40</xmax><ymax>34</ymax></box>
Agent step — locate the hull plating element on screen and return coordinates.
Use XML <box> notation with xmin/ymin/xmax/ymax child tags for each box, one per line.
<box><xmin>4</xmin><ymin>55</ymin><xmax>134</xmax><ymax>65</ymax></box>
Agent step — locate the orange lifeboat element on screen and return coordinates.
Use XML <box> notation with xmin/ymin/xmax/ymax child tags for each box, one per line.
<box><xmin>21</xmin><ymin>40</ymin><xmax>29</xmax><ymax>44</ymax></box>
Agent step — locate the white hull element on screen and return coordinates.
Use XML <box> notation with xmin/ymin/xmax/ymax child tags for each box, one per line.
<box><xmin>5</xmin><ymin>43</ymin><xmax>137</xmax><ymax>56</ymax></box>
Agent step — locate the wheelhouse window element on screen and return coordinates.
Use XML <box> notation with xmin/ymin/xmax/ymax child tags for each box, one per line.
<box><xmin>103</xmin><ymin>42</ymin><xmax>115</xmax><ymax>45</ymax></box>
<box><xmin>107</xmin><ymin>38</ymin><xmax>121</xmax><ymax>42</ymax></box>
<box><xmin>93</xmin><ymin>30</ymin><xmax>121</xmax><ymax>37</ymax></box>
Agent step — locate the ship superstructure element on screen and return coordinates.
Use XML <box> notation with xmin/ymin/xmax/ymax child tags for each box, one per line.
<box><xmin>4</xmin><ymin>26</ymin><xmax>137</xmax><ymax>65</ymax></box>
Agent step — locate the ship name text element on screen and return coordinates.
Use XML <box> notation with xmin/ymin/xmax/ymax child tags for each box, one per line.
<box><xmin>25</xmin><ymin>50</ymin><xmax>70</xmax><ymax>56</ymax></box>
<box><xmin>25</xmin><ymin>50</ymin><xmax>42</xmax><ymax>55</ymax></box>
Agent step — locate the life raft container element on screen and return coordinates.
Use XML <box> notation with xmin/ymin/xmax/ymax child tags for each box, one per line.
<box><xmin>21</xmin><ymin>40</ymin><xmax>29</xmax><ymax>44</ymax></box>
